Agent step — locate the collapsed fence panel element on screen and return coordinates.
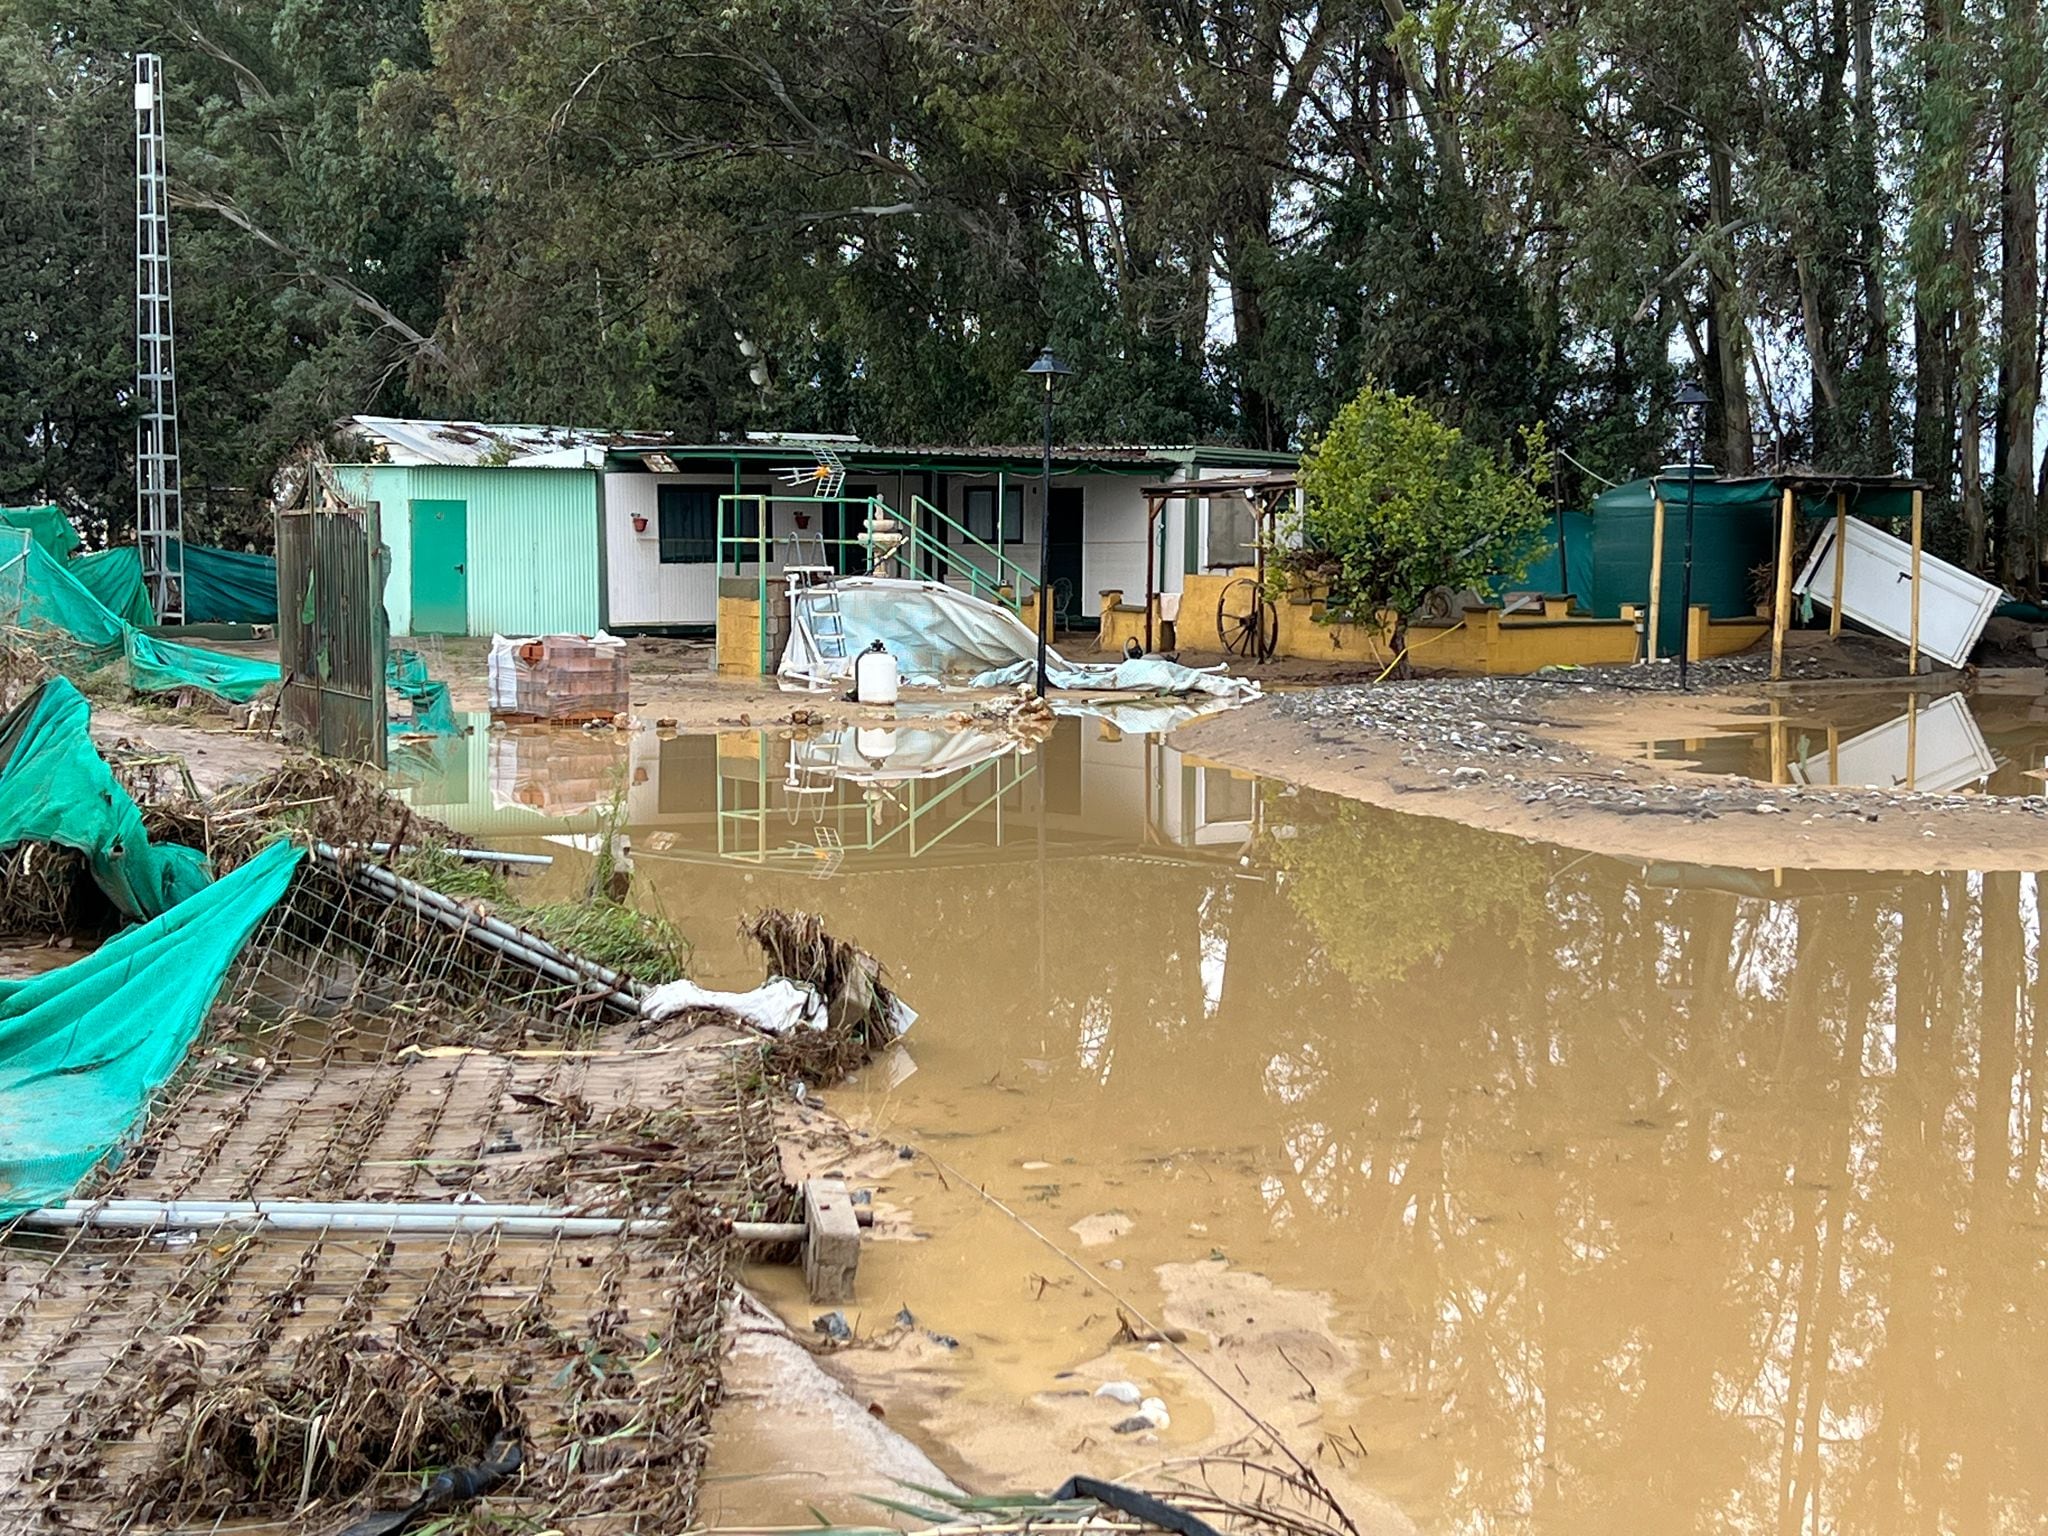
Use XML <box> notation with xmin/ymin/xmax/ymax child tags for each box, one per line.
<box><xmin>0</xmin><ymin>852</ymin><xmax>785</xmax><ymax>1530</ymax></box>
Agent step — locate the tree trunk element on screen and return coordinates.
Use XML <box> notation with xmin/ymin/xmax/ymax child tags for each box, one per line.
<box><xmin>1959</xmin><ymin>213</ymin><xmax>1989</xmax><ymax>569</ymax></box>
<box><xmin>1851</xmin><ymin>0</ymin><xmax>1896</xmax><ymax>469</ymax></box>
<box><xmin>1997</xmin><ymin>0</ymin><xmax>2042</xmax><ymax>592</ymax></box>
<box><xmin>1706</xmin><ymin>147</ymin><xmax>1755</xmax><ymax>474</ymax></box>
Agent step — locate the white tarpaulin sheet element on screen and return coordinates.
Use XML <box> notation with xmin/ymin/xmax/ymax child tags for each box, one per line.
<box><xmin>779</xmin><ymin>578</ymin><xmax>1260</xmax><ymax>701</ymax></box>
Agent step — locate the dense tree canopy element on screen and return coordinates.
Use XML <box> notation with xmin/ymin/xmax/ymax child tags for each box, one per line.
<box><xmin>3</xmin><ymin>0</ymin><xmax>2045</xmax><ymax>585</ymax></box>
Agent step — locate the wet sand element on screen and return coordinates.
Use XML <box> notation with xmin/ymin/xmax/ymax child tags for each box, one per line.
<box><xmin>1177</xmin><ymin>685</ymin><xmax>2048</xmax><ymax>873</ymax></box>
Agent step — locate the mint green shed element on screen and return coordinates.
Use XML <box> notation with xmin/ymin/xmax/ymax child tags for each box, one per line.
<box><xmin>333</xmin><ymin>463</ymin><xmax>603</xmax><ymax>637</ymax></box>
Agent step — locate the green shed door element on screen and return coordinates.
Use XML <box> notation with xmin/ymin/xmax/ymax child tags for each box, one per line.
<box><xmin>409</xmin><ymin>499</ymin><xmax>468</xmax><ymax>634</ymax></box>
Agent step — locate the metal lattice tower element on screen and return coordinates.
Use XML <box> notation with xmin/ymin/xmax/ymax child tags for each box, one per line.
<box><xmin>134</xmin><ymin>54</ymin><xmax>185</xmax><ymax>622</ymax></box>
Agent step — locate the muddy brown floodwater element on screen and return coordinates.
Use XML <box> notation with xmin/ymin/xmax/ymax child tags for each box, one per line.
<box><xmin>399</xmin><ymin>713</ymin><xmax>2048</xmax><ymax>1535</ymax></box>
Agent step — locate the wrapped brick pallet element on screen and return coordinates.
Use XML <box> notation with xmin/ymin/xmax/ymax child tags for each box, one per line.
<box><xmin>487</xmin><ymin>633</ymin><xmax>630</xmax><ymax>723</ymax></box>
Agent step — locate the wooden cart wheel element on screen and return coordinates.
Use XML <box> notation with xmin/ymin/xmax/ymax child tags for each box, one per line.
<box><xmin>1217</xmin><ymin>577</ymin><xmax>1276</xmax><ymax>660</ymax></box>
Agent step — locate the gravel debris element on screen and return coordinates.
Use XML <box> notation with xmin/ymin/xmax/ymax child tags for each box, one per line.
<box><xmin>1271</xmin><ymin>657</ymin><xmax>2048</xmax><ymax>827</ymax></box>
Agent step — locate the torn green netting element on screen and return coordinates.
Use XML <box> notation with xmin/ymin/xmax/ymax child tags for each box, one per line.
<box><xmin>386</xmin><ymin>648</ymin><xmax>456</xmax><ymax>735</ymax></box>
<box><xmin>0</xmin><ymin>678</ymin><xmax>212</xmax><ymax>919</ymax></box>
<box><xmin>124</xmin><ymin>630</ymin><xmax>281</xmax><ymax>703</ymax></box>
<box><xmin>4</xmin><ymin>539</ymin><xmax>280</xmax><ymax>702</ymax></box>
<box><xmin>0</xmin><ymin>505</ymin><xmax>83</xmax><ymax>560</ymax></box>
<box><xmin>0</xmin><ymin>839</ymin><xmax>301</xmax><ymax>1216</ymax></box>
<box><xmin>68</xmin><ymin>546</ymin><xmax>157</xmax><ymax>627</ymax></box>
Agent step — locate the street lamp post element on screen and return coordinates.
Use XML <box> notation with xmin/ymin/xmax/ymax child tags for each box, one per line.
<box><xmin>1675</xmin><ymin>381</ymin><xmax>1708</xmax><ymax>690</ymax></box>
<box><xmin>1024</xmin><ymin>346</ymin><xmax>1074</xmax><ymax>698</ymax></box>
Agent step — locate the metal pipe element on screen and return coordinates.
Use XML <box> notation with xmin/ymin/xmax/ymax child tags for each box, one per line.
<box><xmin>364</xmin><ymin>842</ymin><xmax>554</xmax><ymax>867</ymax></box>
<box><xmin>314</xmin><ymin>844</ymin><xmax>641</xmax><ymax>1008</ymax></box>
<box><xmin>65</xmin><ymin>1201</ymin><xmax>837</xmax><ymax>1244</ymax></box>
<box><xmin>17</xmin><ymin>1207</ymin><xmax>669</xmax><ymax>1239</ymax></box>
<box><xmin>358</xmin><ymin>857</ymin><xmax>639</xmax><ymax>997</ymax></box>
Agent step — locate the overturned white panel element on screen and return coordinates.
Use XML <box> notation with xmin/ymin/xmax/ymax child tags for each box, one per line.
<box><xmin>1787</xmin><ymin>691</ymin><xmax>1996</xmax><ymax>795</ymax></box>
<box><xmin>1794</xmin><ymin>517</ymin><xmax>2001</xmax><ymax>669</ymax></box>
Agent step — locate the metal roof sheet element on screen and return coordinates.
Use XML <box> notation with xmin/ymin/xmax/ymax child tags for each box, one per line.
<box><xmin>344</xmin><ymin>417</ymin><xmax>1294</xmax><ymax>471</ymax></box>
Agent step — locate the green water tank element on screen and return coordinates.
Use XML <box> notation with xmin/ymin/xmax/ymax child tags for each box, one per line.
<box><xmin>1584</xmin><ymin>476</ymin><xmax>1778</xmax><ymax>654</ymax></box>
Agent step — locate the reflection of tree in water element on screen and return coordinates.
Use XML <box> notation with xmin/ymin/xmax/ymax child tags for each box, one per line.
<box><xmin>1266</xmin><ymin>796</ymin><xmax>1550</xmax><ymax>990</ymax></box>
<box><xmin>1251</xmin><ymin>827</ymin><xmax>2048</xmax><ymax>1536</ymax></box>
<box><xmin>663</xmin><ymin>820</ymin><xmax>2048</xmax><ymax>1533</ymax></box>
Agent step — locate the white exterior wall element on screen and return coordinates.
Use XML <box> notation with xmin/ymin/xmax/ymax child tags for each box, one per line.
<box><xmin>934</xmin><ymin>472</ymin><xmax>1158</xmax><ymax>607</ymax></box>
<box><xmin>603</xmin><ymin>471</ymin><xmax>728</xmax><ymax>627</ymax></box>
<box><xmin>604</xmin><ymin>469</ymin><xmax>923</xmax><ymax>627</ymax></box>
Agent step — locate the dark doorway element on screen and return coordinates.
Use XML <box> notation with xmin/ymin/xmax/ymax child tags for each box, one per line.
<box><xmin>1045</xmin><ymin>486</ymin><xmax>1085</xmax><ymax>631</ymax></box>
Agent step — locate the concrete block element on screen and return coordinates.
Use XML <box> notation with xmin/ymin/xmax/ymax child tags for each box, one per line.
<box><xmin>803</xmin><ymin>1177</ymin><xmax>860</xmax><ymax>1303</ymax></box>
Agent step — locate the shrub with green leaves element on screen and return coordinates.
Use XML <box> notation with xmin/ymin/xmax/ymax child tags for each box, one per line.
<box><xmin>1280</xmin><ymin>384</ymin><xmax>1553</xmax><ymax>673</ymax></box>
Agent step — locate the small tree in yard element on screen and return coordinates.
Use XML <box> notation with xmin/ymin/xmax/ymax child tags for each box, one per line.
<box><xmin>1279</xmin><ymin>384</ymin><xmax>1552</xmax><ymax>676</ymax></box>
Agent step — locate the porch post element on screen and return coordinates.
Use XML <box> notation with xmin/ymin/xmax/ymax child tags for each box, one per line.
<box><xmin>1828</xmin><ymin>491</ymin><xmax>1846</xmax><ymax>639</ymax></box>
<box><xmin>1144</xmin><ymin>492</ymin><xmax>1158</xmax><ymax>654</ymax></box>
<box><xmin>1908</xmin><ymin>488</ymin><xmax>1924</xmax><ymax>675</ymax></box>
<box><xmin>1646</xmin><ymin>491</ymin><xmax>1666</xmax><ymax>662</ymax></box>
<box><xmin>1770</xmin><ymin>485</ymin><xmax>1795</xmax><ymax>681</ymax></box>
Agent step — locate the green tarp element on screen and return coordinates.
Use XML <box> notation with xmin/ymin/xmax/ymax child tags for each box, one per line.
<box><xmin>5</xmin><ymin>540</ymin><xmax>280</xmax><ymax>702</ymax></box>
<box><xmin>68</xmin><ymin>546</ymin><xmax>157</xmax><ymax>628</ymax></box>
<box><xmin>0</xmin><ymin>505</ymin><xmax>82</xmax><ymax>560</ymax></box>
<box><xmin>386</xmin><ymin>648</ymin><xmax>456</xmax><ymax>735</ymax></box>
<box><xmin>0</xmin><ymin>839</ymin><xmax>301</xmax><ymax>1217</ymax></box>
<box><xmin>124</xmin><ymin>631</ymin><xmax>283</xmax><ymax>702</ymax></box>
<box><xmin>0</xmin><ymin>678</ymin><xmax>213</xmax><ymax>919</ymax></box>
<box><xmin>17</xmin><ymin>541</ymin><xmax>128</xmax><ymax>656</ymax></box>
<box><xmin>181</xmin><ymin>543</ymin><xmax>279</xmax><ymax>624</ymax></box>
<box><xmin>70</xmin><ymin>542</ymin><xmax>279</xmax><ymax>627</ymax></box>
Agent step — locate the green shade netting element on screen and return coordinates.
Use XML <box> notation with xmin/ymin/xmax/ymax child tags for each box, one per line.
<box><xmin>68</xmin><ymin>547</ymin><xmax>157</xmax><ymax>628</ymax></box>
<box><xmin>180</xmin><ymin>543</ymin><xmax>279</xmax><ymax>624</ymax></box>
<box><xmin>0</xmin><ymin>839</ymin><xmax>301</xmax><ymax>1216</ymax></box>
<box><xmin>0</xmin><ymin>505</ymin><xmax>82</xmax><ymax>560</ymax></box>
<box><xmin>386</xmin><ymin>647</ymin><xmax>456</xmax><ymax>735</ymax></box>
<box><xmin>6</xmin><ymin>540</ymin><xmax>281</xmax><ymax>702</ymax></box>
<box><xmin>0</xmin><ymin>677</ymin><xmax>213</xmax><ymax>919</ymax></box>
<box><xmin>16</xmin><ymin>541</ymin><xmax>129</xmax><ymax>655</ymax></box>
<box><xmin>124</xmin><ymin>630</ymin><xmax>281</xmax><ymax>703</ymax></box>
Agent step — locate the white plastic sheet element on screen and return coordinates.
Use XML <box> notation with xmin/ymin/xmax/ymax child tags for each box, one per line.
<box><xmin>778</xmin><ymin>578</ymin><xmax>1259</xmax><ymax>701</ymax></box>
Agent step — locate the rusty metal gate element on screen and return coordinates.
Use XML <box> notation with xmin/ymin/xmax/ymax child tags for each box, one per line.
<box><xmin>276</xmin><ymin>498</ymin><xmax>386</xmax><ymax>767</ymax></box>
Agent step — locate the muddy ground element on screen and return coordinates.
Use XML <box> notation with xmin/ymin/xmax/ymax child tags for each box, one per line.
<box><xmin>1178</xmin><ymin>638</ymin><xmax>2048</xmax><ymax>874</ymax></box>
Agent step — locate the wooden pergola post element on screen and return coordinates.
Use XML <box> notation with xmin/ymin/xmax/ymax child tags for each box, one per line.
<box><xmin>1829</xmin><ymin>491</ymin><xmax>1847</xmax><ymax>639</ymax></box>
<box><xmin>1770</xmin><ymin>485</ymin><xmax>1796</xmax><ymax>681</ymax></box>
<box><xmin>1908</xmin><ymin>487</ymin><xmax>1924</xmax><ymax>675</ymax></box>
<box><xmin>1646</xmin><ymin>490</ymin><xmax>1666</xmax><ymax>662</ymax></box>
<box><xmin>1143</xmin><ymin>492</ymin><xmax>1160</xmax><ymax>654</ymax></box>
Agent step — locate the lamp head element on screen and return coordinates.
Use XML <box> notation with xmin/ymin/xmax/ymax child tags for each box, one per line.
<box><xmin>1675</xmin><ymin>381</ymin><xmax>1708</xmax><ymax>412</ymax></box>
<box><xmin>1024</xmin><ymin>347</ymin><xmax>1075</xmax><ymax>391</ymax></box>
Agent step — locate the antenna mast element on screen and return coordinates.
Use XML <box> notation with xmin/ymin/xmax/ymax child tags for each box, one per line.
<box><xmin>134</xmin><ymin>53</ymin><xmax>185</xmax><ymax>622</ymax></box>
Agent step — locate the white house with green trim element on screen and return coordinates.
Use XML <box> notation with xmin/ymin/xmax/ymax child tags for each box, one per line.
<box><xmin>334</xmin><ymin>418</ymin><xmax>1293</xmax><ymax>637</ymax></box>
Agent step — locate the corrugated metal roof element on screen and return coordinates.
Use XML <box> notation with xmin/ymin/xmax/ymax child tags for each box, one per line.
<box><xmin>346</xmin><ymin>417</ymin><xmax>674</xmax><ymax>467</ymax></box>
<box><xmin>345</xmin><ymin>417</ymin><xmax>1293</xmax><ymax>471</ymax></box>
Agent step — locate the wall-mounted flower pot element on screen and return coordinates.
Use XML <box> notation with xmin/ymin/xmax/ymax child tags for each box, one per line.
<box><xmin>631</xmin><ymin>514</ymin><xmax>649</xmax><ymax>533</ymax></box>
<box><xmin>793</xmin><ymin>512</ymin><xmax>812</xmax><ymax>529</ymax></box>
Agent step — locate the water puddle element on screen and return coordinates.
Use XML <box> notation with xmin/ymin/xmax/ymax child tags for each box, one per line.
<box><xmin>399</xmin><ymin>716</ymin><xmax>2048</xmax><ymax>1533</ymax></box>
<box><xmin>1640</xmin><ymin>681</ymin><xmax>2048</xmax><ymax>795</ymax></box>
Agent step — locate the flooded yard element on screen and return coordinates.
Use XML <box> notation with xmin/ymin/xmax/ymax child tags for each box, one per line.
<box><xmin>1639</xmin><ymin>681</ymin><xmax>2048</xmax><ymax>796</ymax></box>
<box><xmin>401</xmin><ymin>716</ymin><xmax>2048</xmax><ymax>1534</ymax></box>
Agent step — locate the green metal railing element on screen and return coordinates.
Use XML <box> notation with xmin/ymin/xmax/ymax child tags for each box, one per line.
<box><xmin>907</xmin><ymin>494</ymin><xmax>1040</xmax><ymax>608</ymax></box>
<box><xmin>715</xmin><ymin>490</ymin><xmax>1046</xmax><ymax>672</ymax></box>
<box><xmin>715</xmin><ymin>738</ymin><xmax>1036</xmax><ymax>866</ymax></box>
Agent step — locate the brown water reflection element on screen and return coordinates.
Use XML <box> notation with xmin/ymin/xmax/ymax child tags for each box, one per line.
<box><xmin>402</xmin><ymin>718</ymin><xmax>2048</xmax><ymax>1534</ymax></box>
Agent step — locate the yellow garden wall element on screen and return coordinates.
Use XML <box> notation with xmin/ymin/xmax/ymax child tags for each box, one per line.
<box><xmin>1103</xmin><ymin>568</ymin><xmax>1768</xmax><ymax>674</ymax></box>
